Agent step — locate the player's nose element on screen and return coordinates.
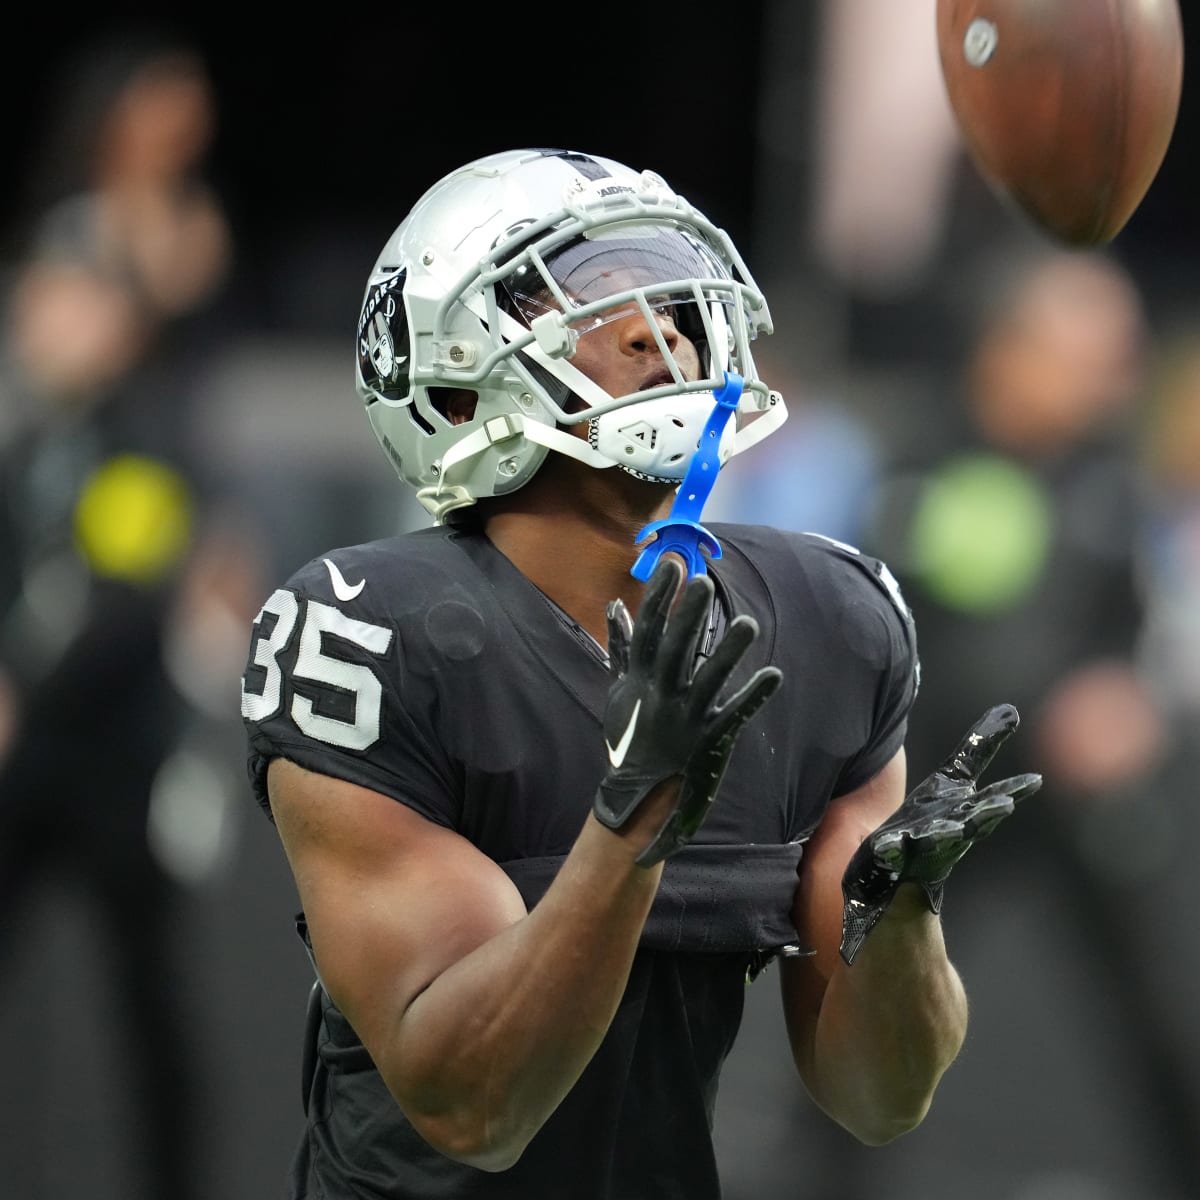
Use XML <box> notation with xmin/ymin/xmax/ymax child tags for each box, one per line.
<box><xmin>618</xmin><ymin>308</ymin><xmax>679</xmax><ymax>357</ymax></box>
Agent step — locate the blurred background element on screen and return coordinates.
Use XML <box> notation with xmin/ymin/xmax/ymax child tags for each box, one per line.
<box><xmin>1</xmin><ymin>4</ymin><xmax>1198</xmax><ymax>1197</ymax></box>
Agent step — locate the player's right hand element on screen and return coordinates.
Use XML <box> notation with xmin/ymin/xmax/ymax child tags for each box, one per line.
<box><xmin>592</xmin><ymin>557</ymin><xmax>782</xmax><ymax>867</ymax></box>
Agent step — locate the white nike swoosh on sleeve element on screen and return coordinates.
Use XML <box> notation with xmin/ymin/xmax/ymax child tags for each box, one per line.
<box><xmin>605</xmin><ymin>699</ymin><xmax>642</xmax><ymax>768</ymax></box>
<box><xmin>324</xmin><ymin>557</ymin><xmax>366</xmax><ymax>601</ymax></box>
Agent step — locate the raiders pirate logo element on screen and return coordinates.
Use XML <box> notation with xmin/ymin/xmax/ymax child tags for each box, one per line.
<box><xmin>357</xmin><ymin>270</ymin><xmax>410</xmax><ymax>397</ymax></box>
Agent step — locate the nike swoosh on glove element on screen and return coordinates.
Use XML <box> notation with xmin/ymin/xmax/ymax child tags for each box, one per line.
<box><xmin>593</xmin><ymin>557</ymin><xmax>782</xmax><ymax>867</ymax></box>
<box><xmin>839</xmin><ymin>703</ymin><xmax>1042</xmax><ymax>965</ymax></box>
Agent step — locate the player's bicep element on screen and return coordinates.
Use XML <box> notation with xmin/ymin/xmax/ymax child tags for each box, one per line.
<box><xmin>267</xmin><ymin>756</ymin><xmax>527</xmax><ymax>1059</ymax></box>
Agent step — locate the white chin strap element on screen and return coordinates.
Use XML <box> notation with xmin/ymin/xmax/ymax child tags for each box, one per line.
<box><xmin>487</xmin><ymin>395</ymin><xmax>783</xmax><ymax>479</ymax></box>
<box><xmin>434</xmin><ymin>392</ymin><xmax>785</xmax><ymax>488</ymax></box>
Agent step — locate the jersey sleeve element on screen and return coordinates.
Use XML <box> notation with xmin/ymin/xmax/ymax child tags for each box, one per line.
<box><xmin>240</xmin><ymin>550</ymin><xmax>459</xmax><ymax>829</ymax></box>
<box><xmin>808</xmin><ymin>535</ymin><xmax>921</xmax><ymax>797</ymax></box>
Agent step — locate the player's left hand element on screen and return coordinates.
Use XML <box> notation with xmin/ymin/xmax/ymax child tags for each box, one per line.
<box><xmin>839</xmin><ymin>703</ymin><xmax>1042</xmax><ymax>965</ymax></box>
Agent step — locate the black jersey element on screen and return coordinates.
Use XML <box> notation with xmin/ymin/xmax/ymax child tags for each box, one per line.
<box><xmin>241</xmin><ymin>522</ymin><xmax>918</xmax><ymax>1200</ymax></box>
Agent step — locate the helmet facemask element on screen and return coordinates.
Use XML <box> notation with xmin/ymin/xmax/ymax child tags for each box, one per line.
<box><xmin>487</xmin><ymin>222</ymin><xmax>776</xmax><ymax>483</ymax></box>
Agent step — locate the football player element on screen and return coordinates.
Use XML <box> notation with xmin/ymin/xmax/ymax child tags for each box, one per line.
<box><xmin>241</xmin><ymin>148</ymin><xmax>1040</xmax><ymax>1199</ymax></box>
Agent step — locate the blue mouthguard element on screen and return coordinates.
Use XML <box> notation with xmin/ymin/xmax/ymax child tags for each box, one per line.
<box><xmin>630</xmin><ymin>371</ymin><xmax>743</xmax><ymax>581</ymax></box>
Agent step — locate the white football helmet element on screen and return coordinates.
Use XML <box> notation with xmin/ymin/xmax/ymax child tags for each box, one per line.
<box><xmin>355</xmin><ymin>148</ymin><xmax>787</xmax><ymax>522</ymax></box>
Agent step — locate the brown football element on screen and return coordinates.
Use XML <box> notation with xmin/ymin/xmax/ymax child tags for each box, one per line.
<box><xmin>936</xmin><ymin>0</ymin><xmax>1185</xmax><ymax>244</ymax></box>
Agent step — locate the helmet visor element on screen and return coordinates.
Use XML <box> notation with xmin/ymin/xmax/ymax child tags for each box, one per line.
<box><xmin>503</xmin><ymin>224</ymin><xmax>733</xmax><ymax>326</ymax></box>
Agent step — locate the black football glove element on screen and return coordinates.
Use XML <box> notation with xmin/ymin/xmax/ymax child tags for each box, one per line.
<box><xmin>839</xmin><ymin>703</ymin><xmax>1042</xmax><ymax>965</ymax></box>
<box><xmin>593</xmin><ymin>557</ymin><xmax>782</xmax><ymax>867</ymax></box>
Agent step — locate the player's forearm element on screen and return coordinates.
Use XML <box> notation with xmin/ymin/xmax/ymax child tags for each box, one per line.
<box><xmin>801</xmin><ymin>885</ymin><xmax>967</xmax><ymax>1145</ymax></box>
<box><xmin>378</xmin><ymin>809</ymin><xmax>667</xmax><ymax>1171</ymax></box>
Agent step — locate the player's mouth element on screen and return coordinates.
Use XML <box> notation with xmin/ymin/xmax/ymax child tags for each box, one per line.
<box><xmin>637</xmin><ymin>368</ymin><xmax>679</xmax><ymax>391</ymax></box>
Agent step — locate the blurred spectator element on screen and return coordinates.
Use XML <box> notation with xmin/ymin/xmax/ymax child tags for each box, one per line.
<box><xmin>0</xmin><ymin>28</ymin><xmax>262</xmax><ymax>1199</ymax></box>
<box><xmin>856</xmin><ymin>245</ymin><xmax>1200</xmax><ymax>1198</ymax></box>
<box><xmin>876</xmin><ymin>247</ymin><xmax>1159</xmax><ymax>787</ymax></box>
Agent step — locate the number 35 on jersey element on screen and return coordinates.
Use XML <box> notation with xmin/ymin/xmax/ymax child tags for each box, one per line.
<box><xmin>241</xmin><ymin>589</ymin><xmax>393</xmax><ymax>751</ymax></box>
